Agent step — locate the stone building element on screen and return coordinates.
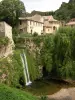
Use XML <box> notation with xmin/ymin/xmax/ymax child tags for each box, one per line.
<box><xmin>18</xmin><ymin>14</ymin><xmax>44</xmax><ymax>35</ymax></box>
<box><xmin>66</xmin><ymin>18</ymin><xmax>75</xmax><ymax>27</ymax></box>
<box><xmin>43</xmin><ymin>15</ymin><xmax>61</xmax><ymax>34</ymax></box>
<box><xmin>18</xmin><ymin>14</ymin><xmax>61</xmax><ymax>35</ymax></box>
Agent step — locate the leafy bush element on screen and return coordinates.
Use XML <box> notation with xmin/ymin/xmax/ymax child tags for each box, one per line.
<box><xmin>33</xmin><ymin>32</ymin><xmax>38</xmax><ymax>37</ymax></box>
<box><xmin>0</xmin><ymin>37</ymin><xmax>9</xmax><ymax>46</ymax></box>
<box><xmin>12</xmin><ymin>28</ymin><xmax>20</xmax><ymax>36</ymax></box>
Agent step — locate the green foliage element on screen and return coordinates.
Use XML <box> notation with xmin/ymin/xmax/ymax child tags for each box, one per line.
<box><xmin>0</xmin><ymin>84</ymin><xmax>38</xmax><ymax>100</ymax></box>
<box><xmin>31</xmin><ymin>10</ymin><xmax>54</xmax><ymax>16</ymax></box>
<box><xmin>55</xmin><ymin>0</ymin><xmax>75</xmax><ymax>21</ymax></box>
<box><xmin>33</xmin><ymin>36</ymin><xmax>43</xmax><ymax>47</ymax></box>
<box><xmin>0</xmin><ymin>49</ymin><xmax>24</xmax><ymax>87</ymax></box>
<box><xmin>40</xmin><ymin>27</ymin><xmax>75</xmax><ymax>80</ymax></box>
<box><xmin>12</xmin><ymin>28</ymin><xmax>20</xmax><ymax>36</ymax></box>
<box><xmin>0</xmin><ymin>37</ymin><xmax>9</xmax><ymax>46</ymax></box>
<box><xmin>0</xmin><ymin>0</ymin><xmax>26</xmax><ymax>27</ymax></box>
<box><xmin>40</xmin><ymin>96</ymin><xmax>48</xmax><ymax>100</ymax></box>
<box><xmin>33</xmin><ymin>32</ymin><xmax>38</xmax><ymax>37</ymax></box>
<box><xmin>0</xmin><ymin>48</ymin><xmax>40</xmax><ymax>87</ymax></box>
<box><xmin>40</xmin><ymin>35</ymin><xmax>54</xmax><ymax>72</ymax></box>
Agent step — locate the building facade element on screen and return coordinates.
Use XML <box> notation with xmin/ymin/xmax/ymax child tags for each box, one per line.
<box><xmin>66</xmin><ymin>18</ymin><xmax>75</xmax><ymax>27</ymax></box>
<box><xmin>18</xmin><ymin>14</ymin><xmax>61</xmax><ymax>35</ymax></box>
<box><xmin>18</xmin><ymin>14</ymin><xmax>44</xmax><ymax>35</ymax></box>
<box><xmin>43</xmin><ymin>15</ymin><xmax>61</xmax><ymax>34</ymax></box>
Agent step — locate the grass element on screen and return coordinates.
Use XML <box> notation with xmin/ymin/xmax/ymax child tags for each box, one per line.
<box><xmin>0</xmin><ymin>84</ymin><xmax>38</xmax><ymax>100</ymax></box>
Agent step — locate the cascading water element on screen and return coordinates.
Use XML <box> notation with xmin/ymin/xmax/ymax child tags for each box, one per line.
<box><xmin>20</xmin><ymin>51</ymin><xmax>32</xmax><ymax>86</ymax></box>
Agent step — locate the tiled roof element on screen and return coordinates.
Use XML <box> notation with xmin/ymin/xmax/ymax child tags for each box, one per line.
<box><xmin>19</xmin><ymin>14</ymin><xmax>44</xmax><ymax>23</ymax></box>
<box><xmin>66</xmin><ymin>22</ymin><xmax>75</xmax><ymax>25</ymax></box>
<box><xmin>43</xmin><ymin>15</ymin><xmax>58</xmax><ymax>22</ymax></box>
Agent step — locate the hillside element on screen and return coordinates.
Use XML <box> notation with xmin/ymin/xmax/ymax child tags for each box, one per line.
<box><xmin>55</xmin><ymin>0</ymin><xmax>75</xmax><ymax>21</ymax></box>
<box><xmin>0</xmin><ymin>84</ymin><xmax>38</xmax><ymax>100</ymax></box>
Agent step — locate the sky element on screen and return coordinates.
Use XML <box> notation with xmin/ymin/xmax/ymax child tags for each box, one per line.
<box><xmin>21</xmin><ymin>0</ymin><xmax>69</xmax><ymax>12</ymax></box>
<box><xmin>0</xmin><ymin>0</ymin><xmax>69</xmax><ymax>12</ymax></box>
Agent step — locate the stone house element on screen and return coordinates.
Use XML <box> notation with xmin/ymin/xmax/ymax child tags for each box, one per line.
<box><xmin>43</xmin><ymin>15</ymin><xmax>61</xmax><ymax>34</ymax></box>
<box><xmin>18</xmin><ymin>14</ymin><xmax>61</xmax><ymax>35</ymax></box>
<box><xmin>18</xmin><ymin>14</ymin><xmax>44</xmax><ymax>35</ymax></box>
<box><xmin>66</xmin><ymin>18</ymin><xmax>75</xmax><ymax>27</ymax></box>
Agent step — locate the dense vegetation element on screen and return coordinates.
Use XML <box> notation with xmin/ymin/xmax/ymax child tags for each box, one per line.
<box><xmin>55</xmin><ymin>0</ymin><xmax>75</xmax><ymax>21</ymax></box>
<box><xmin>40</xmin><ymin>27</ymin><xmax>75</xmax><ymax>80</ymax></box>
<box><xmin>0</xmin><ymin>37</ymin><xmax>9</xmax><ymax>47</ymax></box>
<box><xmin>0</xmin><ymin>84</ymin><xmax>38</xmax><ymax>100</ymax></box>
<box><xmin>0</xmin><ymin>0</ymin><xmax>26</xmax><ymax>27</ymax></box>
<box><xmin>0</xmin><ymin>48</ymin><xmax>40</xmax><ymax>87</ymax></box>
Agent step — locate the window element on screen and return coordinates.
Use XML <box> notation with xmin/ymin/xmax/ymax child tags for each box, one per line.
<box><xmin>20</xmin><ymin>21</ymin><xmax>22</xmax><ymax>25</ymax></box>
<box><xmin>53</xmin><ymin>26</ymin><xmax>56</xmax><ymax>30</ymax></box>
<box><xmin>20</xmin><ymin>29</ymin><xmax>23</xmax><ymax>33</ymax></box>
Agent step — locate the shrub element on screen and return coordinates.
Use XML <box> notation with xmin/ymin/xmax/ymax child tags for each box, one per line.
<box><xmin>0</xmin><ymin>37</ymin><xmax>9</xmax><ymax>46</ymax></box>
<box><xmin>33</xmin><ymin>32</ymin><xmax>38</xmax><ymax>37</ymax></box>
<box><xmin>40</xmin><ymin>96</ymin><xmax>48</xmax><ymax>100</ymax></box>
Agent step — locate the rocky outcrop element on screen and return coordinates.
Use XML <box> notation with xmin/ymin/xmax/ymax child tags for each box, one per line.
<box><xmin>48</xmin><ymin>88</ymin><xmax>75</xmax><ymax>100</ymax></box>
<box><xmin>0</xmin><ymin>41</ymin><xmax>14</xmax><ymax>58</ymax></box>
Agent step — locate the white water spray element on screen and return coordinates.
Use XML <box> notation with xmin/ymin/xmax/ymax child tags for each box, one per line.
<box><xmin>20</xmin><ymin>51</ymin><xmax>32</xmax><ymax>86</ymax></box>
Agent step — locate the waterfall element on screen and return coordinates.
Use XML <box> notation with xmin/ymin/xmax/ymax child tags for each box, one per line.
<box><xmin>20</xmin><ymin>51</ymin><xmax>32</xmax><ymax>86</ymax></box>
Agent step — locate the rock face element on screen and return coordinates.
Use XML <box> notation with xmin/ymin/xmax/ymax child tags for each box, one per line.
<box><xmin>48</xmin><ymin>88</ymin><xmax>75</xmax><ymax>100</ymax></box>
<box><xmin>0</xmin><ymin>42</ymin><xmax>14</xmax><ymax>58</ymax></box>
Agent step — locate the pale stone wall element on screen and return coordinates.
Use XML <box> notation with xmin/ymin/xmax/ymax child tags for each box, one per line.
<box><xmin>0</xmin><ymin>22</ymin><xmax>14</xmax><ymax>58</ymax></box>
<box><xmin>5</xmin><ymin>22</ymin><xmax>12</xmax><ymax>39</ymax></box>
<box><xmin>0</xmin><ymin>43</ymin><xmax>13</xmax><ymax>58</ymax></box>
<box><xmin>27</xmin><ymin>20</ymin><xmax>43</xmax><ymax>35</ymax></box>
<box><xmin>18</xmin><ymin>20</ymin><xmax>27</xmax><ymax>33</ymax></box>
<box><xmin>44</xmin><ymin>22</ymin><xmax>60</xmax><ymax>34</ymax></box>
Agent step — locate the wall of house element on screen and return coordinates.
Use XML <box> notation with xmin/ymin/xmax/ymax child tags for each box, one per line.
<box><xmin>18</xmin><ymin>20</ymin><xmax>27</xmax><ymax>33</ymax></box>
<box><xmin>44</xmin><ymin>27</ymin><xmax>53</xmax><ymax>34</ymax></box>
<box><xmin>44</xmin><ymin>22</ymin><xmax>60</xmax><ymax>34</ymax></box>
<box><xmin>27</xmin><ymin>20</ymin><xmax>43</xmax><ymax>35</ymax></box>
<box><xmin>49</xmin><ymin>21</ymin><xmax>60</xmax><ymax>30</ymax></box>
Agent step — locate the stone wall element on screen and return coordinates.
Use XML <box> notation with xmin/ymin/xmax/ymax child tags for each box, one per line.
<box><xmin>0</xmin><ymin>42</ymin><xmax>14</xmax><ymax>58</ymax></box>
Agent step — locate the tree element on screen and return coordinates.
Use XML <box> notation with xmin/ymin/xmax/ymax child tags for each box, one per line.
<box><xmin>40</xmin><ymin>35</ymin><xmax>54</xmax><ymax>72</ymax></box>
<box><xmin>40</xmin><ymin>27</ymin><xmax>75</xmax><ymax>80</ymax></box>
<box><xmin>54</xmin><ymin>0</ymin><xmax>75</xmax><ymax>21</ymax></box>
<box><xmin>0</xmin><ymin>0</ymin><xmax>26</xmax><ymax>27</ymax></box>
